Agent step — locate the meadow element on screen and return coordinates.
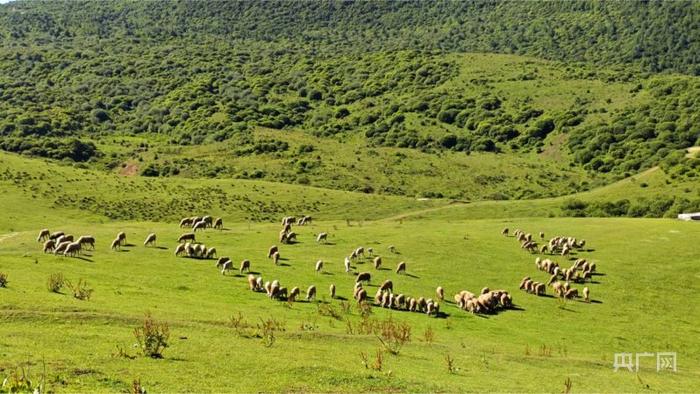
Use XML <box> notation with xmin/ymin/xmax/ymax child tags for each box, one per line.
<box><xmin>1</xmin><ymin>152</ymin><xmax>698</xmax><ymax>393</ymax></box>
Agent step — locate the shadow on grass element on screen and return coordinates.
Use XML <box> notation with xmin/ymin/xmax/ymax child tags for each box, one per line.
<box><xmin>278</xmin><ymin>263</ymin><xmax>291</xmax><ymax>267</ymax></box>
<box><xmin>321</xmin><ymin>271</ymin><xmax>334</xmax><ymax>276</ymax></box>
<box><xmin>74</xmin><ymin>256</ymin><xmax>94</xmax><ymax>262</ymax></box>
<box><xmin>154</xmin><ymin>246</ymin><xmax>168</xmax><ymax>250</ymax></box>
<box><xmin>404</xmin><ymin>273</ymin><xmax>420</xmax><ymax>279</ymax></box>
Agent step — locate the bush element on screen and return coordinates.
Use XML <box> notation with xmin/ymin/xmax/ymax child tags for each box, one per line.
<box><xmin>66</xmin><ymin>278</ymin><xmax>93</xmax><ymax>300</ymax></box>
<box><xmin>47</xmin><ymin>273</ymin><xmax>65</xmax><ymax>293</ymax></box>
<box><xmin>134</xmin><ymin>312</ymin><xmax>170</xmax><ymax>358</ymax></box>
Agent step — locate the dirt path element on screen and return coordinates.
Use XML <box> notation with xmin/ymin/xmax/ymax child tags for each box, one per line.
<box><xmin>686</xmin><ymin>146</ymin><xmax>700</xmax><ymax>158</ymax></box>
<box><xmin>0</xmin><ymin>232</ymin><xmax>19</xmax><ymax>244</ymax></box>
<box><xmin>379</xmin><ymin>201</ymin><xmax>469</xmax><ymax>222</ymax></box>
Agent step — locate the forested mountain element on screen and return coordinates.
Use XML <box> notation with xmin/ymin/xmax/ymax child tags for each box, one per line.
<box><xmin>0</xmin><ymin>0</ymin><xmax>698</xmax><ymax>195</ymax></box>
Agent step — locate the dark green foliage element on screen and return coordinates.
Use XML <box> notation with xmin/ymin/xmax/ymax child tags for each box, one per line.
<box><xmin>561</xmin><ymin>196</ymin><xmax>700</xmax><ymax>218</ymax></box>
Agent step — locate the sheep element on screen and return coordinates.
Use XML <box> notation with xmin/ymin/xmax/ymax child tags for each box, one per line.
<box><xmin>379</xmin><ymin>280</ymin><xmax>393</xmax><ymax>293</ymax></box>
<box><xmin>240</xmin><ymin>259</ymin><xmax>250</xmax><ymax>273</ymax></box>
<box><xmin>329</xmin><ymin>284</ymin><xmax>336</xmax><ymax>299</ymax></box>
<box><xmin>315</xmin><ymin>260</ymin><xmax>323</xmax><ymax>273</ymax></box>
<box><xmin>356</xmin><ymin>288</ymin><xmax>367</xmax><ymax>304</ymax></box>
<box><xmin>174</xmin><ymin>243</ymin><xmax>186</xmax><ymax>256</ymax></box>
<box><xmin>256</xmin><ymin>277</ymin><xmax>263</xmax><ymax>291</ymax></box>
<box><xmin>350</xmin><ymin>250</ymin><xmax>358</xmax><ymax>260</ymax></box>
<box><xmin>519</xmin><ymin>276</ymin><xmax>531</xmax><ymax>289</ymax></box>
<box><xmin>356</xmin><ymin>271</ymin><xmax>371</xmax><ymax>283</ymax></box>
<box><xmin>267</xmin><ymin>245</ymin><xmax>278</xmax><ymax>258</ymax></box>
<box><xmin>374</xmin><ymin>289</ymin><xmax>383</xmax><ymax>304</ymax></box>
<box><xmin>306</xmin><ymin>285</ymin><xmax>316</xmax><ymax>301</ymax></box>
<box><xmin>436</xmin><ymin>286</ymin><xmax>444</xmax><ymax>301</ymax></box>
<box><xmin>37</xmin><ymin>229</ymin><xmax>50</xmax><ymax>242</ymax></box>
<box><xmin>272</xmin><ymin>251</ymin><xmax>280</xmax><ymax>265</ymax></box>
<box><xmin>551</xmin><ymin>281</ymin><xmax>563</xmax><ymax>297</ymax></box>
<box><xmin>539</xmin><ymin>244</ymin><xmax>549</xmax><ymax>254</ymax></box>
<box><xmin>279</xmin><ymin>230</ymin><xmax>288</xmax><ymax>244</ymax></box>
<box><xmin>184</xmin><ymin>243</ymin><xmax>195</xmax><ymax>257</ymax></box>
<box><xmin>178</xmin><ymin>233</ymin><xmax>195</xmax><ymax>243</ymax></box>
<box><xmin>564</xmin><ymin>288</ymin><xmax>579</xmax><ymax>299</ymax></box>
<box><xmin>353</xmin><ymin>282</ymin><xmax>364</xmax><ymax>299</ymax></box>
<box><xmin>276</xmin><ymin>287</ymin><xmax>288</xmax><ymax>300</ymax></box>
<box><xmin>539</xmin><ymin>231</ymin><xmax>545</xmax><ymax>239</ymax></box>
<box><xmin>282</xmin><ymin>223</ymin><xmax>292</xmax><ymax>234</ymax></box>
<box><xmin>213</xmin><ymin>217</ymin><xmax>223</xmax><ymax>230</ymax></box>
<box><xmin>56</xmin><ymin>235</ymin><xmax>74</xmax><ymax>245</ymax></box>
<box><xmin>396</xmin><ymin>261</ymin><xmax>406</xmax><ymax>274</ymax></box>
<box><xmin>216</xmin><ymin>257</ymin><xmax>231</xmax><ymax>269</ymax></box>
<box><xmin>117</xmin><ymin>231</ymin><xmax>126</xmax><ymax>245</ymax></box>
<box><xmin>373</xmin><ymin>256</ymin><xmax>382</xmax><ymax>270</ymax></box>
<box><xmin>367</xmin><ymin>247</ymin><xmax>374</xmax><ymax>257</ymax></box>
<box><xmin>289</xmin><ymin>287</ymin><xmax>300</xmax><ymax>302</ymax></box>
<box><xmin>179</xmin><ymin>217</ymin><xmax>193</xmax><ymax>228</ymax></box>
<box><xmin>269</xmin><ymin>280</ymin><xmax>280</xmax><ymax>298</ymax></box>
<box><xmin>534</xmin><ymin>283</ymin><xmax>546</xmax><ymax>296</ymax></box>
<box><xmin>381</xmin><ymin>292</ymin><xmax>391</xmax><ymax>308</ymax></box>
<box><xmin>416</xmin><ymin>297</ymin><xmax>427</xmax><ymax>312</ymax></box>
<box><xmin>408</xmin><ymin>298</ymin><xmax>417</xmax><ymax>311</ymax></box>
<box><xmin>388</xmin><ymin>245</ymin><xmax>396</xmax><ymax>254</ymax></box>
<box><xmin>583</xmin><ymin>286</ymin><xmax>590</xmax><ymax>302</ymax></box>
<box><xmin>355</xmin><ymin>247</ymin><xmax>365</xmax><ymax>258</ymax></box>
<box><xmin>247</xmin><ymin>274</ymin><xmax>258</xmax><ymax>291</ymax></box>
<box><xmin>316</xmin><ymin>232</ymin><xmax>328</xmax><ymax>243</ymax></box>
<box><xmin>110</xmin><ymin>238</ymin><xmax>121</xmax><ymax>251</ymax></box>
<box><xmin>53</xmin><ymin>241</ymin><xmax>70</xmax><ymax>254</ymax></box>
<box><xmin>481</xmin><ymin>287</ymin><xmax>490</xmax><ymax>295</ymax></box>
<box><xmin>220</xmin><ymin>260</ymin><xmax>233</xmax><ymax>275</ymax></box>
<box><xmin>193</xmin><ymin>221</ymin><xmax>207</xmax><ymax>231</ymax></box>
<box><xmin>501</xmin><ymin>228</ymin><xmax>509</xmax><ymax>236</ymax></box>
<box><xmin>394</xmin><ymin>294</ymin><xmax>406</xmax><ymax>309</ymax></box>
<box><xmin>49</xmin><ymin>231</ymin><xmax>64</xmax><ymax>240</ymax></box>
<box><xmin>206</xmin><ymin>247</ymin><xmax>217</xmax><ymax>259</ymax></box>
<box><xmin>143</xmin><ymin>233</ymin><xmax>156</xmax><ymax>247</ymax></box>
<box><xmin>64</xmin><ymin>242</ymin><xmax>82</xmax><ymax>257</ymax></box>
<box><xmin>426</xmin><ymin>300</ymin><xmax>439</xmax><ymax>316</ymax></box>
<box><xmin>344</xmin><ymin>256</ymin><xmax>351</xmax><ymax>273</ymax></box>
<box><xmin>285</xmin><ymin>232</ymin><xmax>297</xmax><ymax>243</ymax></box>
<box><xmin>500</xmin><ymin>293</ymin><xmax>513</xmax><ymax>308</ymax></box>
<box><xmin>43</xmin><ymin>239</ymin><xmax>56</xmax><ymax>253</ymax></box>
<box><xmin>202</xmin><ymin>215</ymin><xmax>213</xmax><ymax>227</ymax></box>
<box><xmin>264</xmin><ymin>281</ymin><xmax>271</xmax><ymax>295</ymax></box>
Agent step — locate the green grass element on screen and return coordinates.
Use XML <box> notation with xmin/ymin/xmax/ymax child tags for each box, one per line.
<box><xmin>0</xmin><ymin>153</ymin><xmax>698</xmax><ymax>392</ymax></box>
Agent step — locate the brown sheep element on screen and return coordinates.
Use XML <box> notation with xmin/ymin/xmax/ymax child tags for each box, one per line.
<box><xmin>388</xmin><ymin>245</ymin><xmax>396</xmax><ymax>254</ymax></box>
<box><xmin>519</xmin><ymin>276</ymin><xmax>531</xmax><ymax>289</ymax></box>
<box><xmin>379</xmin><ymin>279</ymin><xmax>393</xmax><ymax>293</ymax></box>
<box><xmin>174</xmin><ymin>243</ymin><xmax>186</xmax><ymax>256</ymax></box>
<box><xmin>315</xmin><ymin>260</ymin><xmax>323</xmax><ymax>273</ymax></box>
<box><xmin>289</xmin><ymin>287</ymin><xmax>300</xmax><ymax>302</ymax></box>
<box><xmin>583</xmin><ymin>286</ymin><xmax>590</xmax><ymax>303</ymax></box>
<box><xmin>353</xmin><ymin>283</ymin><xmax>364</xmax><ymax>299</ymax></box>
<box><xmin>49</xmin><ymin>231</ymin><xmax>64</xmax><ymax>240</ymax></box>
<box><xmin>551</xmin><ymin>281</ymin><xmax>563</xmax><ymax>297</ymax></box>
<box><xmin>269</xmin><ymin>280</ymin><xmax>280</xmax><ymax>298</ymax></box>
<box><xmin>43</xmin><ymin>239</ymin><xmax>56</xmax><ymax>253</ymax></box>
<box><xmin>37</xmin><ymin>229</ymin><xmax>50</xmax><ymax>242</ymax></box>
<box><xmin>213</xmin><ymin>217</ymin><xmax>223</xmax><ymax>230</ymax></box>
<box><xmin>306</xmin><ymin>285</ymin><xmax>317</xmax><ymax>301</ymax></box>
<box><xmin>396</xmin><ymin>261</ymin><xmax>406</xmax><ymax>274</ymax></box>
<box><xmin>179</xmin><ymin>217</ymin><xmax>193</xmax><ymax>228</ymax></box>
<box><xmin>272</xmin><ymin>251</ymin><xmax>280</xmax><ymax>265</ymax></box>
<box><xmin>193</xmin><ymin>221</ymin><xmax>207</xmax><ymax>231</ymax></box>
<box><xmin>279</xmin><ymin>230</ymin><xmax>288</xmax><ymax>243</ymax></box>
<box><xmin>408</xmin><ymin>298</ymin><xmax>417</xmax><ymax>311</ymax></box>
<box><xmin>264</xmin><ymin>281</ymin><xmax>272</xmax><ymax>296</ymax></box>
<box><xmin>374</xmin><ymin>289</ymin><xmax>383</xmax><ymax>304</ymax></box>
<box><xmin>216</xmin><ymin>257</ymin><xmax>231</xmax><ymax>269</ymax></box>
<box><xmin>143</xmin><ymin>233</ymin><xmax>156</xmax><ymax>247</ymax></box>
<box><xmin>373</xmin><ymin>256</ymin><xmax>382</xmax><ymax>270</ymax></box>
<box><xmin>220</xmin><ymin>260</ymin><xmax>233</xmax><ymax>275</ymax></box>
<box><xmin>206</xmin><ymin>247</ymin><xmax>217</xmax><ymax>259</ymax></box>
<box><xmin>539</xmin><ymin>231</ymin><xmax>545</xmax><ymax>239</ymax></box>
<box><xmin>178</xmin><ymin>233</ymin><xmax>195</xmax><ymax>243</ymax></box>
<box><xmin>329</xmin><ymin>284</ymin><xmax>336</xmax><ymax>299</ymax></box>
<box><xmin>316</xmin><ymin>232</ymin><xmax>328</xmax><ymax>243</ymax></box>
<box><xmin>356</xmin><ymin>271</ymin><xmax>371</xmax><ymax>283</ymax></box>
<box><xmin>501</xmin><ymin>227</ymin><xmax>509</xmax><ymax>236</ymax></box>
<box><xmin>256</xmin><ymin>277</ymin><xmax>263</xmax><ymax>291</ymax></box>
<box><xmin>564</xmin><ymin>288</ymin><xmax>578</xmax><ymax>299</ymax></box>
<box><xmin>240</xmin><ymin>259</ymin><xmax>251</xmax><ymax>273</ymax></box>
<box><xmin>481</xmin><ymin>287</ymin><xmax>490</xmax><ymax>295</ymax></box>
<box><xmin>110</xmin><ymin>238</ymin><xmax>121</xmax><ymax>251</ymax></box>
<box><xmin>356</xmin><ymin>288</ymin><xmax>367</xmax><ymax>304</ymax></box>
<box><xmin>267</xmin><ymin>245</ymin><xmax>278</xmax><ymax>258</ymax></box>
<box><xmin>436</xmin><ymin>286</ymin><xmax>444</xmax><ymax>301</ymax></box>
<box><xmin>117</xmin><ymin>232</ymin><xmax>126</xmax><ymax>245</ymax></box>
<box><xmin>64</xmin><ymin>242</ymin><xmax>81</xmax><ymax>257</ymax></box>
<box><xmin>534</xmin><ymin>283</ymin><xmax>546</xmax><ymax>296</ymax></box>
<box><xmin>286</xmin><ymin>231</ymin><xmax>297</xmax><ymax>243</ymax></box>
<box><xmin>56</xmin><ymin>235</ymin><xmax>74</xmax><ymax>245</ymax></box>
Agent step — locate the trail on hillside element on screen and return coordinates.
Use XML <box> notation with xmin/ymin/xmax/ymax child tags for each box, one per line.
<box><xmin>686</xmin><ymin>146</ymin><xmax>700</xmax><ymax>158</ymax></box>
<box><xmin>379</xmin><ymin>201</ymin><xmax>469</xmax><ymax>222</ymax></box>
<box><xmin>0</xmin><ymin>232</ymin><xmax>19</xmax><ymax>244</ymax></box>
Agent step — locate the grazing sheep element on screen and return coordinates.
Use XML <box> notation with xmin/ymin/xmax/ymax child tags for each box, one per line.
<box><xmin>408</xmin><ymin>298</ymin><xmax>417</xmax><ymax>311</ymax></box>
<box><xmin>213</xmin><ymin>217</ymin><xmax>223</xmax><ymax>230</ymax></box>
<box><xmin>394</xmin><ymin>294</ymin><xmax>406</xmax><ymax>309</ymax></box>
<box><xmin>206</xmin><ymin>247</ymin><xmax>217</xmax><ymax>259</ymax></box>
<box><xmin>289</xmin><ymin>287</ymin><xmax>300</xmax><ymax>302</ymax></box>
<box><xmin>282</xmin><ymin>223</ymin><xmax>292</xmax><ymax>233</ymax></box>
<box><xmin>534</xmin><ymin>283</ymin><xmax>546</xmax><ymax>296</ymax></box>
<box><xmin>174</xmin><ymin>243</ymin><xmax>186</xmax><ymax>256</ymax></box>
<box><xmin>267</xmin><ymin>245</ymin><xmax>278</xmax><ymax>258</ymax></box>
<box><xmin>184</xmin><ymin>243</ymin><xmax>195</xmax><ymax>257</ymax></box>
<box><xmin>56</xmin><ymin>235</ymin><xmax>74</xmax><ymax>245</ymax></box>
<box><xmin>481</xmin><ymin>287</ymin><xmax>490</xmax><ymax>295</ymax></box>
<box><xmin>49</xmin><ymin>231</ymin><xmax>64</xmax><ymax>240</ymax></box>
<box><xmin>247</xmin><ymin>274</ymin><xmax>258</xmax><ymax>291</ymax></box>
<box><xmin>64</xmin><ymin>242</ymin><xmax>82</xmax><ymax>257</ymax></box>
<box><xmin>316</xmin><ymin>232</ymin><xmax>328</xmax><ymax>243</ymax></box>
<box><xmin>350</xmin><ymin>250</ymin><xmax>358</xmax><ymax>260</ymax></box>
<box><xmin>539</xmin><ymin>244</ymin><xmax>549</xmax><ymax>254</ymax></box>
<box><xmin>344</xmin><ymin>256</ymin><xmax>351</xmax><ymax>273</ymax></box>
<box><xmin>286</xmin><ymin>232</ymin><xmax>297</xmax><ymax>243</ymax></box>
<box><xmin>356</xmin><ymin>271</ymin><xmax>371</xmax><ymax>283</ymax></box>
<box><xmin>279</xmin><ymin>230</ymin><xmax>288</xmax><ymax>243</ymax></box>
<box><xmin>381</xmin><ymin>292</ymin><xmax>391</xmax><ymax>308</ymax></box>
<box><xmin>501</xmin><ymin>228</ymin><xmax>509</xmax><ymax>236</ymax></box>
<box><xmin>272</xmin><ymin>251</ymin><xmax>280</xmax><ymax>265</ymax></box>
<box><xmin>269</xmin><ymin>280</ymin><xmax>280</xmax><ymax>298</ymax></box>
<box><xmin>220</xmin><ymin>260</ymin><xmax>233</xmax><ymax>275</ymax></box>
<box><xmin>354</xmin><ymin>282</ymin><xmax>364</xmax><ymax>299</ymax></box>
<box><xmin>117</xmin><ymin>232</ymin><xmax>126</xmax><ymax>245</ymax></box>
<box><xmin>519</xmin><ymin>276</ymin><xmax>531</xmax><ymax>289</ymax></box>
<box><xmin>240</xmin><ymin>259</ymin><xmax>250</xmax><ymax>273</ymax></box>
<box><xmin>416</xmin><ymin>297</ymin><xmax>427</xmax><ymax>312</ymax></box>
<box><xmin>539</xmin><ymin>231</ymin><xmax>545</xmax><ymax>239</ymax></box>
<box><xmin>589</xmin><ymin>262</ymin><xmax>597</xmax><ymax>273</ymax></box>
<box><xmin>356</xmin><ymin>288</ymin><xmax>367</xmax><ymax>303</ymax></box>
<box><xmin>202</xmin><ymin>215</ymin><xmax>213</xmax><ymax>227</ymax></box>
<box><xmin>396</xmin><ymin>261</ymin><xmax>406</xmax><ymax>274</ymax></box>
<box><xmin>216</xmin><ymin>257</ymin><xmax>231</xmax><ymax>268</ymax></box>
<box><xmin>178</xmin><ymin>233</ymin><xmax>195</xmax><ymax>243</ymax></box>
<box><xmin>37</xmin><ymin>229</ymin><xmax>50</xmax><ymax>242</ymax></box>
<box><xmin>329</xmin><ymin>284</ymin><xmax>336</xmax><ymax>299</ymax></box>
<box><xmin>583</xmin><ymin>286</ymin><xmax>590</xmax><ymax>302</ymax></box>
<box><xmin>500</xmin><ymin>293</ymin><xmax>513</xmax><ymax>308</ymax></box>
<box><xmin>76</xmin><ymin>235</ymin><xmax>94</xmax><ymax>250</ymax></box>
<box><xmin>426</xmin><ymin>300</ymin><xmax>439</xmax><ymax>316</ymax></box>
<box><xmin>355</xmin><ymin>247</ymin><xmax>365</xmax><ymax>258</ymax></box>
<box><xmin>388</xmin><ymin>245</ymin><xmax>396</xmax><ymax>253</ymax></box>
<box><xmin>367</xmin><ymin>247</ymin><xmax>374</xmax><ymax>256</ymax></box>
<box><xmin>193</xmin><ymin>221</ymin><xmax>207</xmax><ymax>231</ymax></box>
<box><xmin>547</xmin><ymin>273</ymin><xmax>558</xmax><ymax>286</ymax></box>
<box><xmin>306</xmin><ymin>285</ymin><xmax>317</xmax><ymax>301</ymax></box>
<box><xmin>373</xmin><ymin>256</ymin><xmax>382</xmax><ymax>270</ymax></box>
<box><xmin>256</xmin><ymin>277</ymin><xmax>263</xmax><ymax>291</ymax></box>
<box><xmin>143</xmin><ymin>233</ymin><xmax>156</xmax><ymax>247</ymax></box>
<box><xmin>374</xmin><ymin>289</ymin><xmax>383</xmax><ymax>304</ymax></box>
<box><xmin>179</xmin><ymin>217</ymin><xmax>193</xmax><ymax>228</ymax></box>
<box><xmin>379</xmin><ymin>280</ymin><xmax>393</xmax><ymax>293</ymax></box>
<box><xmin>54</xmin><ymin>241</ymin><xmax>71</xmax><ymax>255</ymax></box>
<box><xmin>315</xmin><ymin>260</ymin><xmax>323</xmax><ymax>273</ymax></box>
<box><xmin>264</xmin><ymin>281</ymin><xmax>272</xmax><ymax>295</ymax></box>
<box><xmin>436</xmin><ymin>286</ymin><xmax>444</xmax><ymax>301</ymax></box>
<box><xmin>43</xmin><ymin>239</ymin><xmax>56</xmax><ymax>253</ymax></box>
<box><xmin>564</xmin><ymin>288</ymin><xmax>579</xmax><ymax>299</ymax></box>
<box><xmin>276</xmin><ymin>287</ymin><xmax>288</xmax><ymax>300</ymax></box>
<box><xmin>110</xmin><ymin>238</ymin><xmax>121</xmax><ymax>251</ymax></box>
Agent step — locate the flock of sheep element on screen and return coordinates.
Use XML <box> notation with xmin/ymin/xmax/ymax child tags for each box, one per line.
<box><xmin>504</xmin><ymin>228</ymin><xmax>598</xmax><ymax>303</ymax></box>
